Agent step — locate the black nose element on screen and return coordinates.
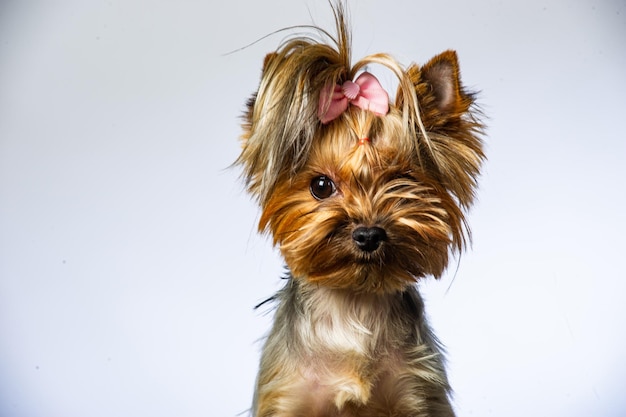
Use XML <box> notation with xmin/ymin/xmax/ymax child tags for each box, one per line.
<box><xmin>352</xmin><ymin>226</ymin><xmax>387</xmax><ymax>252</ymax></box>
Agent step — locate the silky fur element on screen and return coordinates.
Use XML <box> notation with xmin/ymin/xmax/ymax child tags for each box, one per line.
<box><xmin>237</xmin><ymin>3</ymin><xmax>484</xmax><ymax>416</ymax></box>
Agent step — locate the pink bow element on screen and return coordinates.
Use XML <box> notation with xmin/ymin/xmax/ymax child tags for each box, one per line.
<box><xmin>317</xmin><ymin>72</ymin><xmax>389</xmax><ymax>124</ymax></box>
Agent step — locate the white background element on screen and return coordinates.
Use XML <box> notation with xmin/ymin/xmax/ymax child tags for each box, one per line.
<box><xmin>1</xmin><ymin>1</ymin><xmax>625</xmax><ymax>416</ymax></box>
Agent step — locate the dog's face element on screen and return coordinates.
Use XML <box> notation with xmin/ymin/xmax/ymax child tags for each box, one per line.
<box><xmin>238</xmin><ymin>41</ymin><xmax>483</xmax><ymax>294</ymax></box>
<box><xmin>259</xmin><ymin>111</ymin><xmax>463</xmax><ymax>293</ymax></box>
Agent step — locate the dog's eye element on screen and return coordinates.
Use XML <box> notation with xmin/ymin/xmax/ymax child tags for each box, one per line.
<box><xmin>310</xmin><ymin>175</ymin><xmax>336</xmax><ymax>200</ymax></box>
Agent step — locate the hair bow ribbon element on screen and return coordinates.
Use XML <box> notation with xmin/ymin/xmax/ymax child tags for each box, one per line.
<box><xmin>318</xmin><ymin>72</ymin><xmax>389</xmax><ymax>124</ymax></box>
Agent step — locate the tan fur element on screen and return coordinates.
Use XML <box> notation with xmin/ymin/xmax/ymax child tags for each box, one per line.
<box><xmin>237</xmin><ymin>3</ymin><xmax>484</xmax><ymax>416</ymax></box>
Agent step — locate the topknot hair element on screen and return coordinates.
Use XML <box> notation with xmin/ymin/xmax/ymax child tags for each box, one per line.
<box><xmin>238</xmin><ymin>2</ymin><xmax>484</xmax><ymax>210</ymax></box>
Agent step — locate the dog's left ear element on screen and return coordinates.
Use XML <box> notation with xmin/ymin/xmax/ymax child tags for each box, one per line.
<box><xmin>420</xmin><ymin>50</ymin><xmax>468</xmax><ymax>114</ymax></box>
<box><xmin>397</xmin><ymin>50</ymin><xmax>484</xmax><ymax>208</ymax></box>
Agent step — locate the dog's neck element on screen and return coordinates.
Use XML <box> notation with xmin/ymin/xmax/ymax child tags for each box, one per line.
<box><xmin>283</xmin><ymin>279</ymin><xmax>424</xmax><ymax>357</ymax></box>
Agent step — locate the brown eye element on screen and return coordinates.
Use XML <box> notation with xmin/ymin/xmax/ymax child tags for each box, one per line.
<box><xmin>310</xmin><ymin>175</ymin><xmax>336</xmax><ymax>200</ymax></box>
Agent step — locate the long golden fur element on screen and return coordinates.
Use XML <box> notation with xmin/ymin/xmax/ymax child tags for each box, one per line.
<box><xmin>237</xmin><ymin>3</ymin><xmax>484</xmax><ymax>416</ymax></box>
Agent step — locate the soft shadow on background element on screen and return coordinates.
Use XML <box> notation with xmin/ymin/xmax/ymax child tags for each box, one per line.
<box><xmin>1</xmin><ymin>1</ymin><xmax>625</xmax><ymax>416</ymax></box>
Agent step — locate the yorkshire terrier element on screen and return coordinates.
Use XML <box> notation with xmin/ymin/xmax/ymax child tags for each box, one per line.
<box><xmin>237</xmin><ymin>4</ymin><xmax>484</xmax><ymax>416</ymax></box>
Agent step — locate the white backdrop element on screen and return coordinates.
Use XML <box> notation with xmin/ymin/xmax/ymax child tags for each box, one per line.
<box><xmin>1</xmin><ymin>1</ymin><xmax>625</xmax><ymax>416</ymax></box>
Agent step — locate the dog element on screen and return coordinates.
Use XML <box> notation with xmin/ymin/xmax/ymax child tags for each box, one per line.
<box><xmin>236</xmin><ymin>3</ymin><xmax>484</xmax><ymax>416</ymax></box>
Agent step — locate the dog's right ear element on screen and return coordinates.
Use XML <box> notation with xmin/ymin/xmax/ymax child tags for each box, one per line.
<box><xmin>238</xmin><ymin>52</ymin><xmax>284</xmax><ymax>204</ymax></box>
<box><xmin>237</xmin><ymin>46</ymin><xmax>324</xmax><ymax>206</ymax></box>
<box><xmin>243</xmin><ymin>53</ymin><xmax>278</xmax><ymax>130</ymax></box>
<box><xmin>237</xmin><ymin>18</ymin><xmax>350</xmax><ymax>205</ymax></box>
<box><xmin>262</xmin><ymin>52</ymin><xmax>278</xmax><ymax>73</ymax></box>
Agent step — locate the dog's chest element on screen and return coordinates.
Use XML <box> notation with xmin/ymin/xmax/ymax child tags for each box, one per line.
<box><xmin>289</xmin><ymin>288</ymin><xmax>409</xmax><ymax>412</ymax></box>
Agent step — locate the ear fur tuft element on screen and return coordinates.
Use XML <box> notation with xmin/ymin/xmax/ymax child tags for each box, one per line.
<box><xmin>397</xmin><ymin>50</ymin><xmax>484</xmax><ymax>209</ymax></box>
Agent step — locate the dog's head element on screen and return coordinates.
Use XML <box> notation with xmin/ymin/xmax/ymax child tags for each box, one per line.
<box><xmin>237</xmin><ymin>6</ymin><xmax>484</xmax><ymax>293</ymax></box>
